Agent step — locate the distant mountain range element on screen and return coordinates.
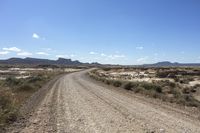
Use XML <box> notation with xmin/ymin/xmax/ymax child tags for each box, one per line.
<box><xmin>143</xmin><ymin>61</ymin><xmax>200</xmax><ymax>67</ymax></box>
<box><xmin>0</xmin><ymin>57</ymin><xmax>100</xmax><ymax>66</ymax></box>
<box><xmin>0</xmin><ymin>58</ymin><xmax>199</xmax><ymax>67</ymax></box>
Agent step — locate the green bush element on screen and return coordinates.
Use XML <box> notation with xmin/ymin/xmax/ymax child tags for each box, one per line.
<box><xmin>16</xmin><ymin>84</ymin><xmax>34</xmax><ymax>92</ymax></box>
<box><xmin>124</xmin><ymin>82</ymin><xmax>133</xmax><ymax>90</ymax></box>
<box><xmin>124</xmin><ymin>82</ymin><xmax>138</xmax><ymax>90</ymax></box>
<box><xmin>27</xmin><ymin>76</ymin><xmax>42</xmax><ymax>83</ymax></box>
<box><xmin>133</xmin><ymin>86</ymin><xmax>144</xmax><ymax>93</ymax></box>
<box><xmin>113</xmin><ymin>80</ymin><xmax>122</xmax><ymax>87</ymax></box>
<box><xmin>169</xmin><ymin>82</ymin><xmax>176</xmax><ymax>88</ymax></box>
<box><xmin>0</xmin><ymin>92</ymin><xmax>18</xmax><ymax>129</ymax></box>
<box><xmin>5</xmin><ymin>77</ymin><xmax>21</xmax><ymax>86</ymax></box>
<box><xmin>141</xmin><ymin>82</ymin><xmax>162</xmax><ymax>93</ymax></box>
<box><xmin>105</xmin><ymin>80</ymin><xmax>111</xmax><ymax>85</ymax></box>
<box><xmin>102</xmin><ymin>68</ymin><xmax>111</xmax><ymax>71</ymax></box>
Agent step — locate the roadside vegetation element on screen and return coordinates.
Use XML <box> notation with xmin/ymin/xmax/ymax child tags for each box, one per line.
<box><xmin>89</xmin><ymin>68</ymin><xmax>200</xmax><ymax>109</ymax></box>
<box><xmin>0</xmin><ymin>70</ymin><xmax>64</xmax><ymax>131</ymax></box>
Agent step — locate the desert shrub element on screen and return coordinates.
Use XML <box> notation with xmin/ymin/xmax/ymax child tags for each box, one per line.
<box><xmin>174</xmin><ymin>77</ymin><xmax>180</xmax><ymax>82</ymax></box>
<box><xmin>156</xmin><ymin>71</ymin><xmax>169</xmax><ymax>78</ymax></box>
<box><xmin>124</xmin><ymin>82</ymin><xmax>138</xmax><ymax>90</ymax></box>
<box><xmin>0</xmin><ymin>91</ymin><xmax>18</xmax><ymax>129</ymax></box>
<box><xmin>15</xmin><ymin>84</ymin><xmax>35</xmax><ymax>92</ymax></box>
<box><xmin>179</xmin><ymin>78</ymin><xmax>190</xmax><ymax>84</ymax></box>
<box><xmin>133</xmin><ymin>86</ymin><xmax>144</xmax><ymax>93</ymax></box>
<box><xmin>170</xmin><ymin>88</ymin><xmax>181</xmax><ymax>97</ymax></box>
<box><xmin>5</xmin><ymin>77</ymin><xmax>21</xmax><ymax>86</ymax></box>
<box><xmin>155</xmin><ymin>86</ymin><xmax>162</xmax><ymax>93</ymax></box>
<box><xmin>105</xmin><ymin>80</ymin><xmax>111</xmax><ymax>85</ymax></box>
<box><xmin>193</xmin><ymin>84</ymin><xmax>200</xmax><ymax>88</ymax></box>
<box><xmin>113</xmin><ymin>80</ymin><xmax>122</xmax><ymax>87</ymax></box>
<box><xmin>151</xmin><ymin>91</ymin><xmax>160</xmax><ymax>98</ymax></box>
<box><xmin>102</xmin><ymin>68</ymin><xmax>111</xmax><ymax>71</ymax></box>
<box><xmin>27</xmin><ymin>76</ymin><xmax>42</xmax><ymax>83</ymax></box>
<box><xmin>141</xmin><ymin>83</ymin><xmax>162</xmax><ymax>93</ymax></box>
<box><xmin>182</xmin><ymin>88</ymin><xmax>190</xmax><ymax>94</ymax></box>
<box><xmin>169</xmin><ymin>82</ymin><xmax>176</xmax><ymax>88</ymax></box>
<box><xmin>177</xmin><ymin>94</ymin><xmax>200</xmax><ymax>107</ymax></box>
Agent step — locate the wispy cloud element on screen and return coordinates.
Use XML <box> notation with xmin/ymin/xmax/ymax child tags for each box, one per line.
<box><xmin>3</xmin><ymin>47</ymin><xmax>21</xmax><ymax>52</ymax></box>
<box><xmin>89</xmin><ymin>51</ymin><xmax>98</xmax><ymax>55</ymax></box>
<box><xmin>44</xmin><ymin>48</ymin><xmax>52</xmax><ymax>51</ymax></box>
<box><xmin>56</xmin><ymin>54</ymin><xmax>76</xmax><ymax>58</ymax></box>
<box><xmin>0</xmin><ymin>51</ymin><xmax>9</xmax><ymax>55</ymax></box>
<box><xmin>70</xmin><ymin>54</ymin><xmax>76</xmax><ymax>57</ymax></box>
<box><xmin>32</xmin><ymin>33</ymin><xmax>40</xmax><ymax>39</ymax></box>
<box><xmin>36</xmin><ymin>52</ymin><xmax>49</xmax><ymax>56</ymax></box>
<box><xmin>17</xmin><ymin>52</ymin><xmax>32</xmax><ymax>56</ymax></box>
<box><xmin>136</xmin><ymin>56</ymin><xmax>148</xmax><ymax>63</ymax></box>
<box><xmin>101</xmin><ymin>53</ymin><xmax>106</xmax><ymax>57</ymax></box>
<box><xmin>136</xmin><ymin>46</ymin><xmax>144</xmax><ymax>50</ymax></box>
<box><xmin>107</xmin><ymin>54</ymin><xmax>126</xmax><ymax>60</ymax></box>
<box><xmin>56</xmin><ymin>55</ymin><xmax>68</xmax><ymax>58</ymax></box>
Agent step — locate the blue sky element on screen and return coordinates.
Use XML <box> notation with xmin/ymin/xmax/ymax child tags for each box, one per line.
<box><xmin>0</xmin><ymin>0</ymin><xmax>200</xmax><ymax>65</ymax></box>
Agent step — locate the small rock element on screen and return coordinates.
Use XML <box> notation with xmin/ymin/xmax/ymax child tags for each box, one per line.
<box><xmin>160</xmin><ymin>128</ymin><xmax>165</xmax><ymax>133</ymax></box>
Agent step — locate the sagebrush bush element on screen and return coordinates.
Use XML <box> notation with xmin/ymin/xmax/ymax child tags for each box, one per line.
<box><xmin>124</xmin><ymin>82</ymin><xmax>133</xmax><ymax>90</ymax></box>
<box><xmin>5</xmin><ymin>77</ymin><xmax>21</xmax><ymax>86</ymax></box>
<box><xmin>16</xmin><ymin>84</ymin><xmax>35</xmax><ymax>92</ymax></box>
<box><xmin>0</xmin><ymin>91</ymin><xmax>18</xmax><ymax>129</ymax></box>
<box><xmin>140</xmin><ymin>82</ymin><xmax>162</xmax><ymax>93</ymax></box>
<box><xmin>27</xmin><ymin>76</ymin><xmax>42</xmax><ymax>83</ymax></box>
<box><xmin>113</xmin><ymin>80</ymin><xmax>122</xmax><ymax>87</ymax></box>
<box><xmin>124</xmin><ymin>82</ymin><xmax>138</xmax><ymax>90</ymax></box>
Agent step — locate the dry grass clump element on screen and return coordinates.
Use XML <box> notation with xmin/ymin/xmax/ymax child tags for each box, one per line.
<box><xmin>0</xmin><ymin>90</ymin><xmax>18</xmax><ymax>131</ymax></box>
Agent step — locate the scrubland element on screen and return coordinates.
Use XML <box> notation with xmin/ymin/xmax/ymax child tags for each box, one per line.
<box><xmin>89</xmin><ymin>67</ymin><xmax>200</xmax><ymax>108</ymax></box>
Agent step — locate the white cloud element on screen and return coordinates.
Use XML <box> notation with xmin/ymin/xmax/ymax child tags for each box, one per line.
<box><xmin>56</xmin><ymin>55</ymin><xmax>68</xmax><ymax>58</ymax></box>
<box><xmin>36</xmin><ymin>52</ymin><xmax>49</xmax><ymax>56</ymax></box>
<box><xmin>108</xmin><ymin>54</ymin><xmax>126</xmax><ymax>60</ymax></box>
<box><xmin>136</xmin><ymin>46</ymin><xmax>144</xmax><ymax>50</ymax></box>
<box><xmin>56</xmin><ymin>54</ymin><xmax>75</xmax><ymax>58</ymax></box>
<box><xmin>89</xmin><ymin>52</ymin><xmax>97</xmax><ymax>55</ymax></box>
<box><xmin>3</xmin><ymin>47</ymin><xmax>21</xmax><ymax>52</ymax></box>
<box><xmin>136</xmin><ymin>56</ymin><xmax>149</xmax><ymax>63</ymax></box>
<box><xmin>114</xmin><ymin>54</ymin><xmax>125</xmax><ymax>58</ymax></box>
<box><xmin>32</xmin><ymin>33</ymin><xmax>40</xmax><ymax>39</ymax></box>
<box><xmin>0</xmin><ymin>51</ymin><xmax>9</xmax><ymax>55</ymax></box>
<box><xmin>70</xmin><ymin>54</ymin><xmax>76</xmax><ymax>57</ymax></box>
<box><xmin>44</xmin><ymin>48</ymin><xmax>52</xmax><ymax>51</ymax></box>
<box><xmin>17</xmin><ymin>52</ymin><xmax>32</xmax><ymax>56</ymax></box>
<box><xmin>101</xmin><ymin>53</ymin><xmax>106</xmax><ymax>57</ymax></box>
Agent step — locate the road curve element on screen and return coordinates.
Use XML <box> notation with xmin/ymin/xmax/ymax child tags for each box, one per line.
<box><xmin>12</xmin><ymin>70</ymin><xmax>200</xmax><ymax>133</ymax></box>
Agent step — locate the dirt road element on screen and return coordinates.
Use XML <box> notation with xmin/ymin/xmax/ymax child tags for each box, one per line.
<box><xmin>10</xmin><ymin>70</ymin><xmax>200</xmax><ymax>133</ymax></box>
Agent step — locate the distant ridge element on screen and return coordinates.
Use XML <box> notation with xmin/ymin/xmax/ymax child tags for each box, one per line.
<box><xmin>0</xmin><ymin>58</ymin><xmax>199</xmax><ymax>67</ymax></box>
<box><xmin>143</xmin><ymin>61</ymin><xmax>200</xmax><ymax>67</ymax></box>
<box><xmin>0</xmin><ymin>57</ymin><xmax>97</xmax><ymax>66</ymax></box>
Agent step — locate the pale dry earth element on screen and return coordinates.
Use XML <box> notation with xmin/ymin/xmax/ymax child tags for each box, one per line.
<box><xmin>8</xmin><ymin>70</ymin><xmax>200</xmax><ymax>133</ymax></box>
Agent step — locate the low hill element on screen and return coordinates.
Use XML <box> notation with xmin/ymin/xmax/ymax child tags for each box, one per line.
<box><xmin>144</xmin><ymin>61</ymin><xmax>200</xmax><ymax>67</ymax></box>
<box><xmin>0</xmin><ymin>57</ymin><xmax>88</xmax><ymax>66</ymax></box>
